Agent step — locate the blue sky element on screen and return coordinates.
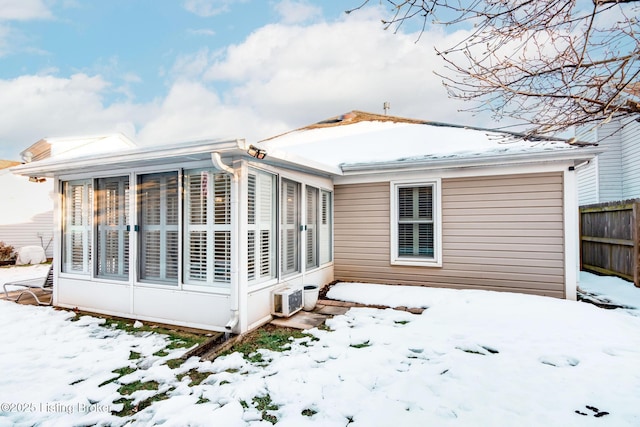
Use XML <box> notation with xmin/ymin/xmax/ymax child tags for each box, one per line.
<box><xmin>0</xmin><ymin>0</ymin><xmax>478</xmax><ymax>160</ymax></box>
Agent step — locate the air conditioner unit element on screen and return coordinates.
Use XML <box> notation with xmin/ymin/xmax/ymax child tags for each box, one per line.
<box><xmin>272</xmin><ymin>286</ymin><xmax>303</xmax><ymax>317</ymax></box>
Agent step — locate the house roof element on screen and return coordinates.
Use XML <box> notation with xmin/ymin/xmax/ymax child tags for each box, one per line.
<box><xmin>12</xmin><ymin>138</ymin><xmax>245</xmax><ymax>177</ymax></box>
<box><xmin>259</xmin><ymin>110</ymin><xmax>600</xmax><ymax>172</ymax></box>
<box><xmin>0</xmin><ymin>160</ymin><xmax>20</xmax><ymax>170</ymax></box>
<box><xmin>12</xmin><ymin>110</ymin><xmax>601</xmax><ymax>180</ymax></box>
<box><xmin>19</xmin><ymin>133</ymin><xmax>137</xmax><ymax>163</ymax></box>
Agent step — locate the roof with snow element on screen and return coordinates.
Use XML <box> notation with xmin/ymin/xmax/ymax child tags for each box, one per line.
<box><xmin>259</xmin><ymin>110</ymin><xmax>598</xmax><ymax>171</ymax></box>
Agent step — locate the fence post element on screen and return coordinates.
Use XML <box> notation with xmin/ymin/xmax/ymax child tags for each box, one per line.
<box><xmin>634</xmin><ymin>202</ymin><xmax>640</xmax><ymax>288</ymax></box>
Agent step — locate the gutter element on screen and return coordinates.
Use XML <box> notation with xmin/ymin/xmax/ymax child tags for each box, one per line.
<box><xmin>11</xmin><ymin>138</ymin><xmax>244</xmax><ymax>177</ymax></box>
<box><xmin>211</xmin><ymin>152</ymin><xmax>240</xmax><ymax>333</ymax></box>
<box><xmin>340</xmin><ymin>146</ymin><xmax>603</xmax><ymax>174</ymax></box>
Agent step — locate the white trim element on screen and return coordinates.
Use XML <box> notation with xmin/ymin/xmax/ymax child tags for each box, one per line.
<box><xmin>564</xmin><ymin>168</ymin><xmax>578</xmax><ymax>301</ymax></box>
<box><xmin>390</xmin><ymin>178</ymin><xmax>442</xmax><ymax>267</ymax></box>
<box><xmin>336</xmin><ymin>161</ymin><xmax>576</xmax><ymax>186</ymax></box>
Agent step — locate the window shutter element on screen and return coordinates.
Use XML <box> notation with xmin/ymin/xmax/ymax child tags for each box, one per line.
<box><xmin>96</xmin><ymin>176</ymin><xmax>129</xmax><ymax>280</ymax></box>
<box><xmin>139</xmin><ymin>172</ymin><xmax>179</xmax><ymax>284</ymax></box>
<box><xmin>281</xmin><ymin>179</ymin><xmax>300</xmax><ymax>275</ymax></box>
<box><xmin>306</xmin><ymin>186</ymin><xmax>318</xmax><ymax>269</ymax></box>
<box><xmin>319</xmin><ymin>190</ymin><xmax>332</xmax><ymax>264</ymax></box>
<box><xmin>184</xmin><ymin>170</ymin><xmax>231</xmax><ymax>287</ymax></box>
<box><xmin>397</xmin><ymin>184</ymin><xmax>435</xmax><ymax>259</ymax></box>
<box><xmin>63</xmin><ymin>180</ymin><xmax>92</xmax><ymax>274</ymax></box>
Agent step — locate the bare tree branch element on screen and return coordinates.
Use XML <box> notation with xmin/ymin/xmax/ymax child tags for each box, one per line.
<box><xmin>349</xmin><ymin>0</ymin><xmax>640</xmax><ymax>136</ymax></box>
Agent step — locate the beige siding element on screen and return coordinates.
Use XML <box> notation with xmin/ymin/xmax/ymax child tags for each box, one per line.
<box><xmin>334</xmin><ymin>173</ymin><xmax>565</xmax><ymax>298</ymax></box>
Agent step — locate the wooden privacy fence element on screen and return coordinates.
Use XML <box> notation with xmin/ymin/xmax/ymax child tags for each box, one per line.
<box><xmin>580</xmin><ymin>199</ymin><xmax>640</xmax><ymax>287</ymax></box>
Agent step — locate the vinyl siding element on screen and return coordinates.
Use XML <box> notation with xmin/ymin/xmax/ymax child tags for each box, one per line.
<box><xmin>577</xmin><ymin>157</ymin><xmax>598</xmax><ymax>205</ymax></box>
<box><xmin>334</xmin><ymin>172</ymin><xmax>565</xmax><ymax>298</ymax></box>
<box><xmin>621</xmin><ymin>120</ymin><xmax>640</xmax><ymax>199</ymax></box>
<box><xmin>0</xmin><ymin>211</ymin><xmax>54</xmax><ymax>259</ymax></box>
<box><xmin>596</xmin><ymin>123</ymin><xmax>623</xmax><ymax>202</ymax></box>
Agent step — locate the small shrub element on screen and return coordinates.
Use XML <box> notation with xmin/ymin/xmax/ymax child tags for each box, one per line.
<box><xmin>0</xmin><ymin>241</ymin><xmax>15</xmax><ymax>261</ymax></box>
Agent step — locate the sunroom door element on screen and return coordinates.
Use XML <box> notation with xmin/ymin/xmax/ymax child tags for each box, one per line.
<box><xmin>95</xmin><ymin>176</ymin><xmax>129</xmax><ymax>280</ymax></box>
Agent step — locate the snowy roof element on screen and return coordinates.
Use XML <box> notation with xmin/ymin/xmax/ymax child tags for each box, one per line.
<box><xmin>20</xmin><ymin>133</ymin><xmax>137</xmax><ymax>163</ymax></box>
<box><xmin>259</xmin><ymin>111</ymin><xmax>598</xmax><ymax>171</ymax></box>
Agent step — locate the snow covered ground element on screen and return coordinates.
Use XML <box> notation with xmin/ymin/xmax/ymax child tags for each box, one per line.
<box><xmin>1</xmin><ymin>265</ymin><xmax>639</xmax><ymax>426</ymax></box>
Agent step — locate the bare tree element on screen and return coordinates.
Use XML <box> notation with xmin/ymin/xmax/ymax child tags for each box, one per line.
<box><xmin>348</xmin><ymin>0</ymin><xmax>640</xmax><ymax>137</ymax></box>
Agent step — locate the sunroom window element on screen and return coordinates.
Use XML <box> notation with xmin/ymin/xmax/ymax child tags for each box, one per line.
<box><xmin>95</xmin><ymin>176</ymin><xmax>129</xmax><ymax>280</ymax></box>
<box><xmin>247</xmin><ymin>169</ymin><xmax>276</xmax><ymax>284</ymax></box>
<box><xmin>319</xmin><ymin>189</ymin><xmax>333</xmax><ymax>265</ymax></box>
<box><xmin>183</xmin><ymin>169</ymin><xmax>232</xmax><ymax>287</ymax></box>
<box><xmin>138</xmin><ymin>172</ymin><xmax>179</xmax><ymax>284</ymax></box>
<box><xmin>392</xmin><ymin>180</ymin><xmax>441</xmax><ymax>266</ymax></box>
<box><xmin>281</xmin><ymin>179</ymin><xmax>300</xmax><ymax>276</ymax></box>
<box><xmin>62</xmin><ymin>180</ymin><xmax>92</xmax><ymax>274</ymax></box>
<box><xmin>306</xmin><ymin>186</ymin><xmax>319</xmax><ymax>269</ymax></box>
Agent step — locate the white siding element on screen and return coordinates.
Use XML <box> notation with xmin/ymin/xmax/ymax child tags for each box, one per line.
<box><xmin>596</xmin><ymin>122</ymin><xmax>623</xmax><ymax>202</ymax></box>
<box><xmin>0</xmin><ymin>171</ymin><xmax>54</xmax><ymax>259</ymax></box>
<box><xmin>621</xmin><ymin>120</ymin><xmax>640</xmax><ymax>199</ymax></box>
<box><xmin>577</xmin><ymin>157</ymin><xmax>598</xmax><ymax>205</ymax></box>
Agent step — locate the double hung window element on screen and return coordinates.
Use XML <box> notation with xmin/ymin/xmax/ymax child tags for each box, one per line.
<box><xmin>392</xmin><ymin>180</ymin><xmax>441</xmax><ymax>266</ymax></box>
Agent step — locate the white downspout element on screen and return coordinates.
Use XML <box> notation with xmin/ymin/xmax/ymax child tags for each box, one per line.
<box><xmin>211</xmin><ymin>152</ymin><xmax>240</xmax><ymax>332</ymax></box>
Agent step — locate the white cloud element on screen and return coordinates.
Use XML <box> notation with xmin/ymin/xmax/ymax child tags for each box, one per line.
<box><xmin>187</xmin><ymin>28</ymin><xmax>217</xmax><ymax>36</ymax></box>
<box><xmin>135</xmin><ymin>80</ymin><xmax>286</xmax><ymax>146</ymax></box>
<box><xmin>0</xmin><ymin>74</ymin><xmax>150</xmax><ymax>159</ymax></box>
<box><xmin>182</xmin><ymin>0</ymin><xmax>244</xmax><ymax>17</ymax></box>
<box><xmin>198</xmin><ymin>10</ymin><xmax>475</xmax><ymax>132</ymax></box>
<box><xmin>274</xmin><ymin>0</ymin><xmax>322</xmax><ymax>24</ymax></box>
<box><xmin>0</xmin><ymin>0</ymin><xmax>53</xmax><ymax>21</ymax></box>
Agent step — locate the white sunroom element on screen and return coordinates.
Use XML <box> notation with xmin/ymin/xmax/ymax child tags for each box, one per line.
<box><xmin>12</xmin><ymin>136</ymin><xmax>335</xmax><ymax>333</ymax></box>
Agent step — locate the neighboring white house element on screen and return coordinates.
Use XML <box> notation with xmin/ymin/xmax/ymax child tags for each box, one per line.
<box><xmin>11</xmin><ymin>111</ymin><xmax>600</xmax><ymax>334</ymax></box>
<box><xmin>577</xmin><ymin>118</ymin><xmax>640</xmax><ymax>205</ymax></box>
<box><xmin>0</xmin><ymin>162</ymin><xmax>54</xmax><ymax>259</ymax></box>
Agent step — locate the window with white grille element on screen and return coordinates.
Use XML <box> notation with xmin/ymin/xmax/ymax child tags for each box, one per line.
<box><xmin>96</xmin><ymin>176</ymin><xmax>129</xmax><ymax>280</ymax></box>
<box><xmin>62</xmin><ymin>180</ymin><xmax>92</xmax><ymax>274</ymax></box>
<box><xmin>391</xmin><ymin>180</ymin><xmax>441</xmax><ymax>266</ymax></box>
<box><xmin>138</xmin><ymin>172</ymin><xmax>179</xmax><ymax>284</ymax></box>
<box><xmin>281</xmin><ymin>179</ymin><xmax>300</xmax><ymax>276</ymax></box>
<box><xmin>183</xmin><ymin>169</ymin><xmax>231</xmax><ymax>287</ymax></box>
<box><xmin>247</xmin><ymin>169</ymin><xmax>276</xmax><ymax>284</ymax></box>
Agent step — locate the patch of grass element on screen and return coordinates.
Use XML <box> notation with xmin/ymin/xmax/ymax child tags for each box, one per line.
<box><xmin>99</xmin><ymin>366</ymin><xmax>137</xmax><ymax>387</ymax></box>
<box><xmin>221</xmin><ymin>325</ymin><xmax>310</xmax><ymax>362</ymax></box>
<box><xmin>302</xmin><ymin>408</ymin><xmax>317</xmax><ymax>417</ymax></box>
<box><xmin>118</xmin><ymin>380</ymin><xmax>159</xmax><ymax>396</ymax></box>
<box><xmin>253</xmin><ymin>395</ymin><xmax>279</xmax><ymax>424</ymax></box>
<box><xmin>196</xmin><ymin>396</ymin><xmax>210</xmax><ymax>404</ymax></box>
<box><xmin>177</xmin><ymin>368</ymin><xmax>211</xmax><ymax>387</ymax></box>
<box><xmin>165</xmin><ymin>358</ymin><xmax>183</xmax><ymax>369</ymax></box>
<box><xmin>113</xmin><ymin>390</ymin><xmax>172</xmax><ymax>417</ymax></box>
<box><xmin>219</xmin><ymin>380</ymin><xmax>230</xmax><ymax>385</ymax></box>
<box><xmin>103</xmin><ymin>318</ymin><xmax>208</xmax><ymax>350</ymax></box>
<box><xmin>129</xmin><ymin>351</ymin><xmax>142</xmax><ymax>360</ymax></box>
<box><xmin>394</xmin><ymin>320</ymin><xmax>410</xmax><ymax>325</ymax></box>
<box><xmin>350</xmin><ymin>340</ymin><xmax>371</xmax><ymax>349</ymax></box>
<box><xmin>153</xmin><ymin>349</ymin><xmax>169</xmax><ymax>357</ymax></box>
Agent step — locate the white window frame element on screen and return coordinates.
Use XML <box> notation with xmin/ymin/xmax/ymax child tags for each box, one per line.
<box><xmin>390</xmin><ymin>179</ymin><xmax>442</xmax><ymax>267</ymax></box>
